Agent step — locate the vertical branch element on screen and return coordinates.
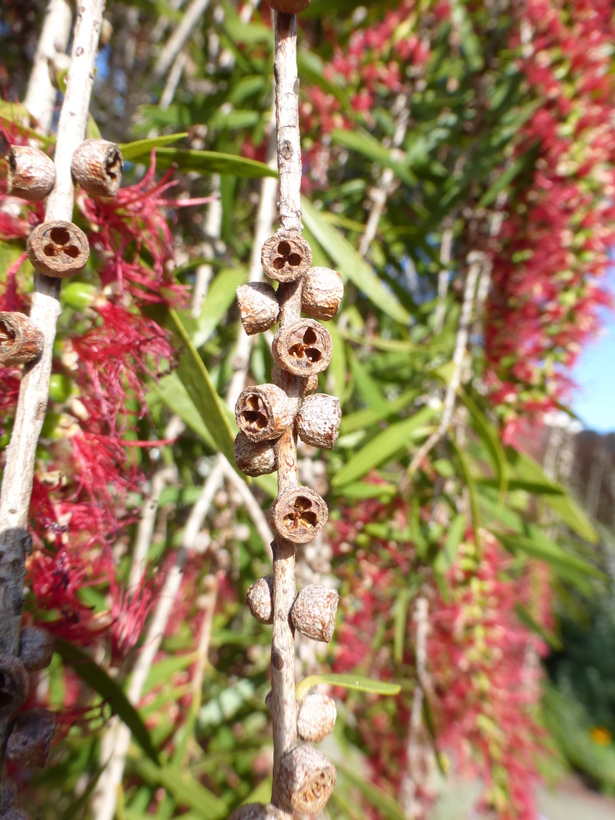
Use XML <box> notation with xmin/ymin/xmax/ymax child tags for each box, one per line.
<box><xmin>0</xmin><ymin>0</ymin><xmax>105</xmax><ymax>654</ymax></box>
<box><xmin>270</xmin><ymin>12</ymin><xmax>301</xmax><ymax>811</ymax></box>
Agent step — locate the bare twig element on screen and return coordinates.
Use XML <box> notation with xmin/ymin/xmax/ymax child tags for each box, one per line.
<box><xmin>0</xmin><ymin>0</ymin><xmax>105</xmax><ymax>768</ymax></box>
<box><xmin>23</xmin><ymin>0</ymin><xmax>73</xmax><ymax>133</ymax></box>
<box><xmin>433</xmin><ymin>222</ymin><xmax>454</xmax><ymax>335</ymax></box>
<box><xmin>269</xmin><ymin>12</ymin><xmax>302</xmax><ymax>814</ymax></box>
<box><xmin>151</xmin><ymin>0</ymin><xmax>211</xmax><ymax>86</ymax></box>
<box><xmin>408</xmin><ymin>252</ymin><xmax>483</xmax><ymax>475</ymax></box>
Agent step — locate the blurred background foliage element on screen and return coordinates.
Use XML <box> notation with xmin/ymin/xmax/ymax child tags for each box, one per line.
<box><xmin>1</xmin><ymin>0</ymin><xmax>615</xmax><ymax>818</ymax></box>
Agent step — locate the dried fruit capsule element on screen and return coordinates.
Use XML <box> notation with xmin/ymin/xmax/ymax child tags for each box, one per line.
<box><xmin>269</xmin><ymin>487</ymin><xmax>328</xmax><ymax>545</ymax></box>
<box><xmin>302</xmin><ymin>267</ymin><xmax>344</xmax><ymax>321</ymax></box>
<box><xmin>237</xmin><ymin>282</ymin><xmax>280</xmax><ymax>336</ymax></box>
<box><xmin>0</xmin><ymin>655</ymin><xmax>28</xmax><ymax>719</ymax></box>
<box><xmin>246</xmin><ymin>575</ymin><xmax>274</xmax><ymax>624</ymax></box>
<box><xmin>296</xmin><ymin>394</ymin><xmax>341</xmax><ymax>450</ymax></box>
<box><xmin>278</xmin><ymin>745</ymin><xmax>336</xmax><ymax>815</ymax></box>
<box><xmin>272</xmin><ymin>319</ymin><xmax>332</xmax><ymax>377</ymax></box>
<box><xmin>0</xmin><ymin>782</ymin><xmax>16</xmax><ymax>813</ymax></box>
<box><xmin>19</xmin><ymin>626</ymin><xmax>55</xmax><ymax>672</ymax></box>
<box><xmin>291</xmin><ymin>584</ymin><xmax>339</xmax><ymax>643</ymax></box>
<box><xmin>6</xmin><ymin>708</ymin><xmax>56</xmax><ymax>768</ymax></box>
<box><xmin>234</xmin><ymin>432</ymin><xmax>277</xmax><ymax>477</ymax></box>
<box><xmin>71</xmin><ymin>139</ymin><xmax>123</xmax><ymax>198</ymax></box>
<box><xmin>261</xmin><ymin>231</ymin><xmax>312</xmax><ymax>283</ymax></box>
<box><xmin>268</xmin><ymin>0</ymin><xmax>311</xmax><ymax>13</ymax></box>
<box><xmin>297</xmin><ymin>693</ymin><xmax>337</xmax><ymax>742</ymax></box>
<box><xmin>235</xmin><ymin>384</ymin><xmax>296</xmax><ymax>442</ymax></box>
<box><xmin>6</xmin><ymin>146</ymin><xmax>55</xmax><ymax>202</ymax></box>
<box><xmin>2</xmin><ymin>810</ymin><xmax>31</xmax><ymax>820</ymax></box>
<box><xmin>26</xmin><ymin>221</ymin><xmax>90</xmax><ymax>279</ymax></box>
<box><xmin>0</xmin><ymin>313</ymin><xmax>44</xmax><ymax>367</ymax></box>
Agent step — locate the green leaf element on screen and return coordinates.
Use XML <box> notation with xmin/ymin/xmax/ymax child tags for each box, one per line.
<box><xmin>451</xmin><ymin>437</ymin><xmax>481</xmax><ymax>545</ymax></box>
<box><xmin>459</xmin><ymin>388</ymin><xmax>507</xmax><ymax>501</ymax></box>
<box><xmin>495</xmin><ymin>530</ymin><xmax>602</xmax><ymax>580</ymax></box>
<box><xmin>153</xmin><ymin>148</ymin><xmax>277</xmax><ymax>178</ymax></box>
<box><xmin>334</xmin><ymin>759</ymin><xmax>408</xmax><ymax>820</ymax></box>
<box><xmin>193</xmin><ymin>267</ymin><xmax>248</xmax><ymax>347</ymax></box>
<box><xmin>393</xmin><ymin>588</ymin><xmax>411</xmax><ymax>664</ymax></box>
<box><xmin>149</xmin><ymin>373</ymin><xmax>215</xmax><ymax>448</ymax></box>
<box><xmin>118</xmin><ymin>133</ymin><xmax>189</xmax><ymax>161</ymax></box>
<box><xmin>330</xmin><ymin>128</ymin><xmax>417</xmax><ymax>187</ymax></box>
<box><xmin>434</xmin><ymin>513</ymin><xmax>466</xmax><ymax>574</ymax></box>
<box><xmin>162</xmin><ymin>308</ymin><xmax>237</xmax><ymax>467</ymax></box>
<box><xmin>340</xmin><ymin>388</ymin><xmax>420</xmax><ymax>435</ymax></box>
<box><xmin>302</xmin><ymin>198</ymin><xmax>411</xmax><ymax>325</ymax></box>
<box><xmin>130</xmin><ymin>755</ymin><xmax>228</xmax><ymax>818</ymax></box>
<box><xmin>450</xmin><ymin>0</ymin><xmax>484</xmax><ymax>70</ymax></box>
<box><xmin>514</xmin><ymin>604</ymin><xmax>563</xmax><ymax>650</ymax></box>
<box><xmin>332</xmin><ymin>406</ymin><xmax>436</xmax><ymax>487</ymax></box>
<box><xmin>0</xmin><ymin>101</ymin><xmax>54</xmax><ymax>147</ymax></box>
<box><xmin>54</xmin><ymin>638</ymin><xmax>159</xmax><ymax>764</ymax></box>
<box><xmin>507</xmin><ymin>449</ymin><xmax>599</xmax><ymax>543</ymax></box>
<box><xmin>296</xmin><ymin>673</ymin><xmax>401</xmax><ymax>701</ymax></box>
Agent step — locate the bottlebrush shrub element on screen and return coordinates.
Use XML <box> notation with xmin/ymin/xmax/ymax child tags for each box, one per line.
<box><xmin>0</xmin><ymin>130</ymin><xmax>194</xmax><ymax>657</ymax></box>
<box><xmin>330</xmin><ymin>492</ymin><xmax>551</xmax><ymax>820</ymax></box>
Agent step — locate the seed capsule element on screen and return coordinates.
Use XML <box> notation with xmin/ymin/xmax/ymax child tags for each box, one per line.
<box><xmin>297</xmin><ymin>693</ymin><xmax>337</xmax><ymax>742</ymax></box>
<box><xmin>246</xmin><ymin>575</ymin><xmax>274</xmax><ymax>624</ymax></box>
<box><xmin>272</xmin><ymin>319</ymin><xmax>332</xmax><ymax>377</ymax></box>
<box><xmin>302</xmin><ymin>267</ymin><xmax>344</xmax><ymax>321</ymax></box>
<box><xmin>6</xmin><ymin>146</ymin><xmax>56</xmax><ymax>202</ymax></box>
<box><xmin>234</xmin><ymin>432</ymin><xmax>277</xmax><ymax>477</ymax></box>
<box><xmin>236</xmin><ymin>282</ymin><xmax>279</xmax><ymax>336</ymax></box>
<box><xmin>261</xmin><ymin>231</ymin><xmax>312</xmax><ymax>283</ymax></box>
<box><xmin>291</xmin><ymin>584</ymin><xmax>339</xmax><ymax>643</ymax></box>
<box><xmin>0</xmin><ymin>313</ymin><xmax>44</xmax><ymax>367</ymax></box>
<box><xmin>296</xmin><ymin>394</ymin><xmax>341</xmax><ymax>450</ymax></box>
<box><xmin>0</xmin><ymin>782</ymin><xmax>16</xmax><ymax>812</ymax></box>
<box><xmin>269</xmin><ymin>487</ymin><xmax>328</xmax><ymax>545</ymax></box>
<box><xmin>235</xmin><ymin>384</ymin><xmax>296</xmax><ymax>442</ymax></box>
<box><xmin>0</xmin><ymin>655</ymin><xmax>28</xmax><ymax>719</ymax></box>
<box><xmin>26</xmin><ymin>221</ymin><xmax>90</xmax><ymax>279</ymax></box>
<box><xmin>19</xmin><ymin>626</ymin><xmax>55</xmax><ymax>672</ymax></box>
<box><xmin>71</xmin><ymin>139</ymin><xmax>123</xmax><ymax>198</ymax></box>
<box><xmin>2</xmin><ymin>810</ymin><xmax>31</xmax><ymax>820</ymax></box>
<box><xmin>6</xmin><ymin>708</ymin><xmax>55</xmax><ymax>768</ymax></box>
<box><xmin>278</xmin><ymin>745</ymin><xmax>336</xmax><ymax>815</ymax></box>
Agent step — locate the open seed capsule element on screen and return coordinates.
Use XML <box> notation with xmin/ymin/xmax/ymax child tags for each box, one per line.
<box><xmin>235</xmin><ymin>384</ymin><xmax>296</xmax><ymax>442</ymax></box>
<box><xmin>269</xmin><ymin>487</ymin><xmax>328</xmax><ymax>544</ymax></box>
<box><xmin>261</xmin><ymin>231</ymin><xmax>312</xmax><ymax>283</ymax></box>
<box><xmin>26</xmin><ymin>221</ymin><xmax>90</xmax><ymax>279</ymax></box>
<box><xmin>71</xmin><ymin>139</ymin><xmax>123</xmax><ymax>198</ymax></box>
<box><xmin>272</xmin><ymin>319</ymin><xmax>332</xmax><ymax>377</ymax></box>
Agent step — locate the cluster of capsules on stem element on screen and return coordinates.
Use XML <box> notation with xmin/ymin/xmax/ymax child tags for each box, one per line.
<box><xmin>0</xmin><ymin>138</ymin><xmax>122</xmax><ymax>817</ymax></box>
<box><xmin>231</xmin><ymin>234</ymin><xmax>343</xmax><ymax>815</ymax></box>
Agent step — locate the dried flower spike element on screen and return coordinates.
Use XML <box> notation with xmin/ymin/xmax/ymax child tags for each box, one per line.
<box><xmin>237</xmin><ymin>282</ymin><xmax>280</xmax><ymax>335</ymax></box>
<box><xmin>19</xmin><ymin>626</ymin><xmax>55</xmax><ymax>672</ymax></box>
<box><xmin>71</xmin><ymin>139</ymin><xmax>123</xmax><ymax>198</ymax></box>
<box><xmin>261</xmin><ymin>231</ymin><xmax>312</xmax><ymax>283</ymax></box>
<box><xmin>297</xmin><ymin>693</ymin><xmax>337</xmax><ymax>742</ymax></box>
<box><xmin>278</xmin><ymin>745</ymin><xmax>336</xmax><ymax>815</ymax></box>
<box><xmin>246</xmin><ymin>575</ymin><xmax>274</xmax><ymax>624</ymax></box>
<box><xmin>6</xmin><ymin>708</ymin><xmax>56</xmax><ymax>768</ymax></box>
<box><xmin>268</xmin><ymin>0</ymin><xmax>312</xmax><ymax>13</ymax></box>
<box><xmin>26</xmin><ymin>221</ymin><xmax>90</xmax><ymax>279</ymax></box>
<box><xmin>302</xmin><ymin>267</ymin><xmax>344</xmax><ymax>321</ymax></box>
<box><xmin>296</xmin><ymin>394</ymin><xmax>342</xmax><ymax>449</ymax></box>
<box><xmin>269</xmin><ymin>487</ymin><xmax>328</xmax><ymax>544</ymax></box>
<box><xmin>0</xmin><ymin>313</ymin><xmax>44</xmax><ymax>367</ymax></box>
<box><xmin>6</xmin><ymin>146</ymin><xmax>56</xmax><ymax>202</ymax></box>
<box><xmin>291</xmin><ymin>584</ymin><xmax>339</xmax><ymax>643</ymax></box>
<box><xmin>0</xmin><ymin>655</ymin><xmax>28</xmax><ymax>719</ymax></box>
<box><xmin>235</xmin><ymin>384</ymin><xmax>296</xmax><ymax>442</ymax></box>
<box><xmin>234</xmin><ymin>432</ymin><xmax>277</xmax><ymax>477</ymax></box>
<box><xmin>272</xmin><ymin>319</ymin><xmax>332</xmax><ymax>377</ymax></box>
